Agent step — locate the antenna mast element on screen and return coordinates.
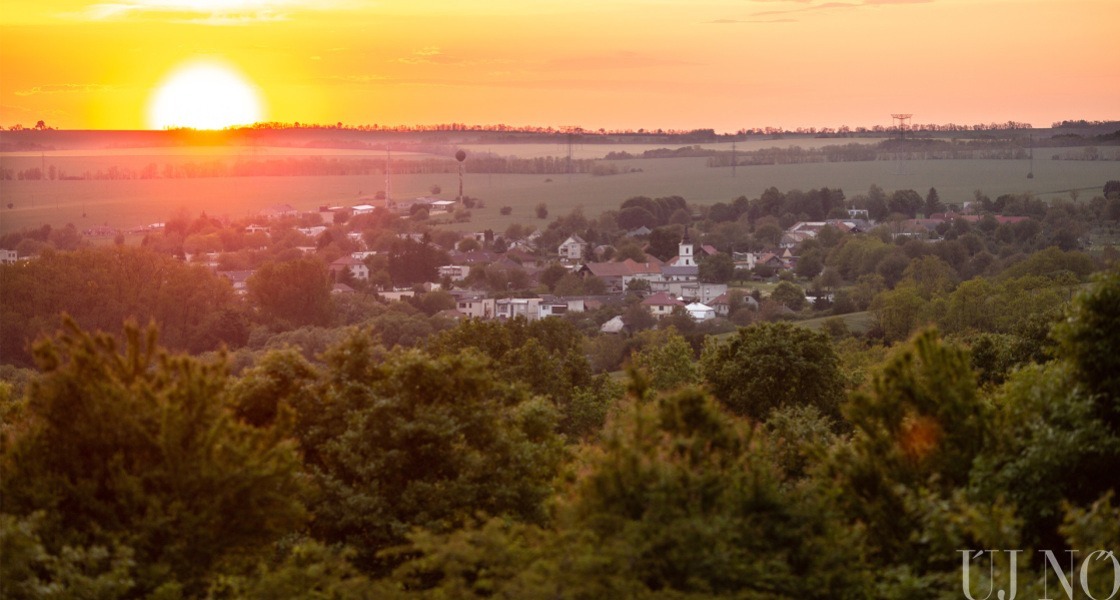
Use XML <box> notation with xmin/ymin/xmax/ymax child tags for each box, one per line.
<box><xmin>731</xmin><ymin>140</ymin><xmax>737</xmax><ymax>178</ymax></box>
<box><xmin>1027</xmin><ymin>134</ymin><xmax>1035</xmax><ymax>179</ymax></box>
<box><xmin>385</xmin><ymin>144</ymin><xmax>392</xmax><ymax>208</ymax></box>
<box><xmin>891</xmin><ymin>114</ymin><xmax>913</xmax><ymax>174</ymax></box>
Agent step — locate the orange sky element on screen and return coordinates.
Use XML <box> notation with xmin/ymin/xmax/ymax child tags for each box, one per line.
<box><xmin>1</xmin><ymin>0</ymin><xmax>1117</xmax><ymax>132</ymax></box>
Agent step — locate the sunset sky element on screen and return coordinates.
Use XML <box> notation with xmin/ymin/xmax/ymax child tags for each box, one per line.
<box><xmin>1</xmin><ymin>0</ymin><xmax>1117</xmax><ymax>132</ymax></box>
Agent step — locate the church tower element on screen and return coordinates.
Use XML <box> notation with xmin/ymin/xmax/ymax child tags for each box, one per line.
<box><xmin>679</xmin><ymin>228</ymin><xmax>695</xmax><ymax>267</ymax></box>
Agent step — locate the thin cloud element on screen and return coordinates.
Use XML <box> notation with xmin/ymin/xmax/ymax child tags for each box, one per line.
<box><xmin>707</xmin><ymin>18</ymin><xmax>797</xmax><ymax>23</ymax></box>
<box><xmin>751</xmin><ymin>0</ymin><xmax>931</xmax><ymax>17</ymax></box>
<box><xmin>394</xmin><ymin>46</ymin><xmax>446</xmax><ymax>65</ymax></box>
<box><xmin>325</xmin><ymin>74</ymin><xmax>390</xmax><ymax>85</ymax></box>
<box><xmin>15</xmin><ymin>84</ymin><xmax>113</xmax><ymax>96</ymax></box>
<box><xmin>546</xmin><ymin>51</ymin><xmax>695</xmax><ymax>71</ymax></box>
<box><xmin>73</xmin><ymin>0</ymin><xmax>361</xmax><ymax>24</ymax></box>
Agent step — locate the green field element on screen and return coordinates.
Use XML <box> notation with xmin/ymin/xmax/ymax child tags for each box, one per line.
<box><xmin>1</xmin><ymin>143</ymin><xmax>1116</xmax><ymax>234</ymax></box>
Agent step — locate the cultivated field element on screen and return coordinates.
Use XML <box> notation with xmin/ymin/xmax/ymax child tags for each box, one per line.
<box><xmin>1</xmin><ymin>142</ymin><xmax>1116</xmax><ymax>234</ymax></box>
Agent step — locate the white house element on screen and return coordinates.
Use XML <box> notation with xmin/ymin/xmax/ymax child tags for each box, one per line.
<box><xmin>558</xmin><ymin>235</ymin><xmax>588</xmax><ymax>262</ymax></box>
<box><xmin>439</xmin><ymin>264</ymin><xmax>472</xmax><ymax>281</ymax></box>
<box><xmin>685</xmin><ymin>302</ymin><xmax>716</xmax><ymax>322</ymax></box>
<box><xmin>218</xmin><ymin>270</ymin><xmax>254</xmax><ymax>295</ymax></box>
<box><xmin>496</xmin><ymin>297</ymin><xmax>543</xmax><ymax>321</ymax></box>
<box><xmin>455</xmin><ymin>295</ymin><xmax>496</xmax><ymax>319</ymax></box>
<box><xmin>330</xmin><ymin>256</ymin><xmax>369</xmax><ymax>281</ymax></box>
<box><xmin>641</xmin><ymin>291</ymin><xmax>685</xmax><ymax>319</ymax></box>
<box><xmin>0</xmin><ymin>249</ymin><xmax>17</xmax><ymax>264</ymax></box>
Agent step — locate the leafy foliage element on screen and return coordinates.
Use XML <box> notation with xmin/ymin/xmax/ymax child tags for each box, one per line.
<box><xmin>297</xmin><ymin>332</ymin><xmax>566</xmax><ymax>574</ymax></box>
<box><xmin>1</xmin><ymin>320</ymin><xmax>306</xmax><ymax>596</ymax></box>
<box><xmin>701</xmin><ymin>322</ymin><xmax>844</xmax><ymax>421</ymax></box>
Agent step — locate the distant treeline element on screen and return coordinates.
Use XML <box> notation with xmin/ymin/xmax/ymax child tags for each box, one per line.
<box><xmin>0</xmin><ymin>155</ymin><xmax>609</xmax><ymax>182</ymax></box>
<box><xmin>602</xmin><ymin>136</ymin><xmax>1120</xmax><ymax>168</ymax></box>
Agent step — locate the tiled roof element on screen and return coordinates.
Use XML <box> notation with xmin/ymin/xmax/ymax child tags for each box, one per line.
<box><xmin>641</xmin><ymin>291</ymin><xmax>685</xmax><ymax>307</ymax></box>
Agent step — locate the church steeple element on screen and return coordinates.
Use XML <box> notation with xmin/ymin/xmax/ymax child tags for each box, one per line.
<box><xmin>679</xmin><ymin>227</ymin><xmax>694</xmax><ymax>267</ymax></box>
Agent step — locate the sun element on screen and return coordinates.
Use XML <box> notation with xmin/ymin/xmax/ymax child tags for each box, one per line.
<box><xmin>148</xmin><ymin>61</ymin><xmax>264</xmax><ymax>130</ymax></box>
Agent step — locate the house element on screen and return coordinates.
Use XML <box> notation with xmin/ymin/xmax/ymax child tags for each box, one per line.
<box><xmin>454</xmin><ymin>295</ymin><xmax>496</xmax><ymax>319</ymax></box>
<box><xmin>450</xmin><ymin>250</ymin><xmax>501</xmax><ymax>265</ymax></box>
<box><xmin>244</xmin><ymin>224</ymin><xmax>270</xmax><ymax>235</ymax></box>
<box><xmin>709</xmin><ymin>292</ymin><xmax>758</xmax><ymax>317</ymax></box>
<box><xmin>539</xmin><ymin>297</ymin><xmax>586</xmax><ymax>318</ymax></box>
<box><xmin>755</xmin><ymin>252</ymin><xmax>785</xmax><ymax>270</ymax></box>
<box><xmin>496</xmin><ymin>297</ymin><xmax>542</xmax><ymax>321</ymax></box>
<box><xmin>352</xmin><ymin>204</ymin><xmax>376</xmax><ymax>215</ymax></box>
<box><xmin>380</xmin><ymin>289</ymin><xmax>416</xmax><ymax>302</ymax></box>
<box><xmin>259</xmin><ymin>204</ymin><xmax>299</xmax><ymax>220</ymax></box>
<box><xmin>579</xmin><ymin>259</ymin><xmax>660</xmax><ymax>292</ymax></box>
<box><xmin>641</xmin><ymin>291</ymin><xmax>685</xmax><ymax>319</ymax></box>
<box><xmin>329</xmin><ymin>256</ymin><xmax>369</xmax><ymax>281</ymax></box>
<box><xmin>1</xmin><ymin>249</ymin><xmax>18</xmax><ymax>264</ymax></box>
<box><xmin>651</xmin><ymin>281</ymin><xmax>728</xmax><ymax>305</ymax></box>
<box><xmin>558</xmin><ymin>235</ymin><xmax>588</xmax><ymax>262</ymax></box>
<box><xmin>660</xmin><ymin>264</ymin><xmax>699</xmax><ymax>282</ymax></box>
<box><xmin>218</xmin><ymin>270</ymin><xmax>254</xmax><ymax>295</ymax></box>
<box><xmin>439</xmin><ymin>264</ymin><xmax>471</xmax><ymax>281</ymax></box>
<box><xmin>429</xmin><ymin>200</ymin><xmax>457</xmax><ymax>213</ymax></box>
<box><xmin>685</xmin><ymin>302</ymin><xmax>716</xmax><ymax>322</ymax></box>
<box><xmin>297</xmin><ymin>226</ymin><xmax>327</xmax><ymax>238</ymax></box>
<box><xmin>780</xmin><ymin>230</ymin><xmax>815</xmax><ymax>249</ymax></box>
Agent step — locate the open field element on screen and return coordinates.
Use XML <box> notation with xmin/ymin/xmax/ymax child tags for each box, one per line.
<box><xmin>794</xmin><ymin>311</ymin><xmax>876</xmax><ymax>334</ymax></box>
<box><xmin>2</xmin><ymin>144</ymin><xmax>1117</xmax><ymax>234</ymax></box>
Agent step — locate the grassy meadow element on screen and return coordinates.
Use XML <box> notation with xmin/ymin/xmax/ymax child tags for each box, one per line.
<box><xmin>1</xmin><ymin>141</ymin><xmax>1116</xmax><ymax>234</ymax></box>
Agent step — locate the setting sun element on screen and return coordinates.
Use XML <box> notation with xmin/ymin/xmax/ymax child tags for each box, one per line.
<box><xmin>147</xmin><ymin>61</ymin><xmax>263</xmax><ymax>130</ymax></box>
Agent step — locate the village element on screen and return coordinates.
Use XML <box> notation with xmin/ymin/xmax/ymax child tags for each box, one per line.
<box><xmin>106</xmin><ymin>192</ymin><xmax>1023</xmax><ymax>334</ymax></box>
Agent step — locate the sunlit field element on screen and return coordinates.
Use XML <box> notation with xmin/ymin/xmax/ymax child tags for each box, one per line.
<box><xmin>1</xmin><ymin>145</ymin><xmax>1115</xmax><ymax>234</ymax></box>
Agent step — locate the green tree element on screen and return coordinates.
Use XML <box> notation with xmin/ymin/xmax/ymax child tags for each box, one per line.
<box><xmin>0</xmin><ymin>246</ymin><xmax>241</xmax><ymax>367</ymax></box>
<box><xmin>0</xmin><ymin>513</ymin><xmax>137</xmax><ymax>599</ymax></box>
<box><xmin>700</xmin><ymin>322</ymin><xmax>844</xmax><ymax>421</ymax></box>
<box><xmin>385</xmin><ymin>383</ymin><xmax>871</xmax><ymax>598</ymax></box>
<box><xmin>563</xmin><ymin>384</ymin><xmax>867</xmax><ymax>596</ymax></box>
<box><xmin>888</xmin><ymin>189</ymin><xmax>923</xmax><ymax>217</ymax></box>
<box><xmin>1052</xmin><ymin>266</ymin><xmax>1120</xmax><ymax>432</ymax></box>
<box><xmin>831</xmin><ymin>330</ymin><xmax>986</xmax><ymax>562</ymax></box>
<box><xmin>303</xmin><ymin>334</ymin><xmax>565</xmax><ymax>574</ymax></box>
<box><xmin>538</xmin><ymin>263</ymin><xmax>569</xmax><ymax>292</ymax></box>
<box><xmin>770</xmin><ymin>280</ymin><xmax>807</xmax><ymax>311</ymax></box>
<box><xmin>248</xmin><ymin>257</ymin><xmax>333</xmax><ymax>328</ymax></box>
<box><xmin>386</xmin><ymin>238</ymin><xmax>449</xmax><ymax>287</ymax></box>
<box><xmin>698</xmin><ymin>252</ymin><xmax>735</xmax><ymax>283</ymax></box>
<box><xmin>900</xmin><ymin>255</ymin><xmax>957</xmax><ymax>300</ymax></box>
<box><xmin>870</xmin><ymin>283</ymin><xmax>930</xmax><ymax>343</ymax></box>
<box><xmin>646</xmin><ymin>227</ymin><xmax>680</xmax><ymax>261</ymax></box>
<box><xmin>796</xmin><ymin>249</ymin><xmax>824</xmax><ymax>280</ymax></box>
<box><xmin>924</xmin><ymin>187</ymin><xmax>943</xmax><ymax>216</ymax></box>
<box><xmin>629</xmin><ymin>328</ymin><xmax>698</xmax><ymax>391</ymax></box>
<box><xmin>1</xmin><ymin>320</ymin><xmax>305</xmax><ymax>596</ymax></box>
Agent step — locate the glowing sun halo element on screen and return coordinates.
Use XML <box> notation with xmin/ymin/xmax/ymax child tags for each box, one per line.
<box><xmin>148</xmin><ymin>62</ymin><xmax>263</xmax><ymax>130</ymax></box>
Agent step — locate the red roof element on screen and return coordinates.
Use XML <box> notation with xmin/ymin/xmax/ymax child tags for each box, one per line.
<box><xmin>641</xmin><ymin>291</ymin><xmax>685</xmax><ymax>307</ymax></box>
<box><xmin>584</xmin><ymin>258</ymin><xmax>662</xmax><ymax>278</ymax></box>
